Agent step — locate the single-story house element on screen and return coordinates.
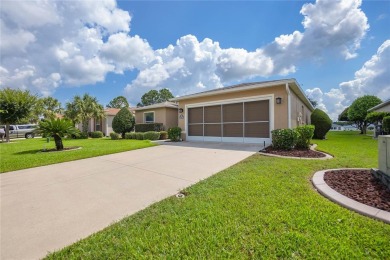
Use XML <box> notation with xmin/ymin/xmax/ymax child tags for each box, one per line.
<box><xmin>330</xmin><ymin>124</ymin><xmax>358</xmax><ymax>131</ymax></box>
<box><xmin>134</xmin><ymin>102</ymin><xmax>178</xmax><ymax>130</ymax></box>
<box><xmin>368</xmin><ymin>99</ymin><xmax>390</xmax><ymax>113</ymax></box>
<box><xmin>170</xmin><ymin>78</ymin><xmax>314</xmax><ymax>144</ymax></box>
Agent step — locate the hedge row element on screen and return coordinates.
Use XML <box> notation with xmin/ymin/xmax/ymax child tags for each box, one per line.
<box><xmin>110</xmin><ymin>131</ymin><xmax>168</xmax><ymax>141</ymax></box>
<box><xmin>134</xmin><ymin>123</ymin><xmax>164</xmax><ymax>132</ymax></box>
<box><xmin>271</xmin><ymin>125</ymin><xmax>314</xmax><ymax>150</ymax></box>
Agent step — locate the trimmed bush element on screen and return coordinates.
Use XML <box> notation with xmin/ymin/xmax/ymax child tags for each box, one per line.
<box><xmin>90</xmin><ymin>131</ymin><xmax>104</xmax><ymax>138</ymax></box>
<box><xmin>311</xmin><ymin>108</ymin><xmax>332</xmax><ymax>139</ymax></box>
<box><xmin>136</xmin><ymin>132</ymin><xmax>144</xmax><ymax>140</ymax></box>
<box><xmin>143</xmin><ymin>131</ymin><xmax>161</xmax><ymax>140</ymax></box>
<box><xmin>124</xmin><ymin>132</ymin><xmax>134</xmax><ymax>139</ymax></box>
<box><xmin>168</xmin><ymin>127</ymin><xmax>182</xmax><ymax>142</ymax></box>
<box><xmin>74</xmin><ymin>132</ymin><xmax>89</xmax><ymax>139</ymax></box>
<box><xmin>112</xmin><ymin>107</ymin><xmax>135</xmax><ymax>138</ymax></box>
<box><xmin>110</xmin><ymin>132</ymin><xmax>120</xmax><ymax>140</ymax></box>
<box><xmin>295</xmin><ymin>125</ymin><xmax>315</xmax><ymax>149</ymax></box>
<box><xmin>383</xmin><ymin>116</ymin><xmax>390</xmax><ymax>133</ymax></box>
<box><xmin>271</xmin><ymin>128</ymin><xmax>298</xmax><ymax>150</ymax></box>
<box><xmin>159</xmin><ymin>131</ymin><xmax>168</xmax><ymax>140</ymax></box>
<box><xmin>135</xmin><ymin>123</ymin><xmax>164</xmax><ymax>132</ymax></box>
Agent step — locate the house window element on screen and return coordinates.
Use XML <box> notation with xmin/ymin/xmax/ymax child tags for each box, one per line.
<box><xmin>95</xmin><ymin>119</ymin><xmax>102</xmax><ymax>131</ymax></box>
<box><xmin>144</xmin><ymin>112</ymin><xmax>155</xmax><ymax>123</ymax></box>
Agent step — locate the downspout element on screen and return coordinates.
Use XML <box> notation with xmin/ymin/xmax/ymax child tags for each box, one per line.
<box><xmin>286</xmin><ymin>83</ymin><xmax>291</xmax><ymax>128</ymax></box>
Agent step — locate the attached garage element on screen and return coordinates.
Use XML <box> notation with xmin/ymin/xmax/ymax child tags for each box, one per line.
<box><xmin>171</xmin><ymin>79</ymin><xmax>314</xmax><ymax>144</ymax></box>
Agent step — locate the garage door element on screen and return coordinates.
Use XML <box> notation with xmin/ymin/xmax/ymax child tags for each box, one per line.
<box><xmin>187</xmin><ymin>100</ymin><xmax>270</xmax><ymax>143</ymax></box>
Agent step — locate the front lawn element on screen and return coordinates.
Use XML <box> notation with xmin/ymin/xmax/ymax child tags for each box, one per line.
<box><xmin>0</xmin><ymin>138</ymin><xmax>156</xmax><ymax>173</ymax></box>
<box><xmin>47</xmin><ymin>131</ymin><xmax>390</xmax><ymax>259</ymax></box>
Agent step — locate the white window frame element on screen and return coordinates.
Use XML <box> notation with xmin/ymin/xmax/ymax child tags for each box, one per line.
<box><xmin>143</xmin><ymin>111</ymin><xmax>155</xmax><ymax>123</ymax></box>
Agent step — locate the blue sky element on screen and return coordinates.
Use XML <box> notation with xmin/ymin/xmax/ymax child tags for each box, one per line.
<box><xmin>1</xmin><ymin>0</ymin><xmax>389</xmax><ymax>119</ymax></box>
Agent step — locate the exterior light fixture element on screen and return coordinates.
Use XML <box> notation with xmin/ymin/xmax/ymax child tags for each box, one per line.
<box><xmin>179</xmin><ymin>108</ymin><xmax>184</xmax><ymax>113</ymax></box>
<box><xmin>276</xmin><ymin>97</ymin><xmax>282</xmax><ymax>104</ymax></box>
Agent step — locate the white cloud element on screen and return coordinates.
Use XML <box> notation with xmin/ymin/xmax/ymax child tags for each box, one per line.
<box><xmin>306</xmin><ymin>40</ymin><xmax>390</xmax><ymax>120</ymax></box>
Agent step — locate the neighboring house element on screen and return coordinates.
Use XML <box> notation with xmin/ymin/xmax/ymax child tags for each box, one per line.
<box><xmin>330</xmin><ymin>124</ymin><xmax>358</xmax><ymax>131</ymax></box>
<box><xmin>77</xmin><ymin>108</ymin><xmax>135</xmax><ymax>136</ymax></box>
<box><xmin>368</xmin><ymin>99</ymin><xmax>390</xmax><ymax>113</ymax></box>
<box><xmin>134</xmin><ymin>102</ymin><xmax>178</xmax><ymax>130</ymax></box>
<box><xmin>170</xmin><ymin>78</ymin><xmax>314</xmax><ymax>144</ymax></box>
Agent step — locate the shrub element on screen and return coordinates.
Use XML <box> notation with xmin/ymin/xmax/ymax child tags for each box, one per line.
<box><xmin>124</xmin><ymin>132</ymin><xmax>133</xmax><ymax>139</ymax></box>
<box><xmin>159</xmin><ymin>131</ymin><xmax>168</xmax><ymax>140</ymax></box>
<box><xmin>143</xmin><ymin>131</ymin><xmax>161</xmax><ymax>140</ymax></box>
<box><xmin>271</xmin><ymin>128</ymin><xmax>298</xmax><ymax>150</ymax></box>
<box><xmin>295</xmin><ymin>125</ymin><xmax>315</xmax><ymax>149</ymax></box>
<box><xmin>112</xmin><ymin>107</ymin><xmax>135</xmax><ymax>138</ymax></box>
<box><xmin>168</xmin><ymin>127</ymin><xmax>182</xmax><ymax>142</ymax></box>
<box><xmin>90</xmin><ymin>131</ymin><xmax>104</xmax><ymax>138</ymax></box>
<box><xmin>311</xmin><ymin>108</ymin><xmax>332</xmax><ymax>139</ymax></box>
<box><xmin>135</xmin><ymin>123</ymin><xmax>164</xmax><ymax>132</ymax></box>
<box><xmin>383</xmin><ymin>116</ymin><xmax>390</xmax><ymax>133</ymax></box>
<box><xmin>136</xmin><ymin>132</ymin><xmax>144</xmax><ymax>140</ymax></box>
<box><xmin>110</xmin><ymin>132</ymin><xmax>120</xmax><ymax>140</ymax></box>
<box><xmin>74</xmin><ymin>132</ymin><xmax>89</xmax><ymax>139</ymax></box>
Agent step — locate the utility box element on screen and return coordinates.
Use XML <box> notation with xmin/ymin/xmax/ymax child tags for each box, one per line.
<box><xmin>372</xmin><ymin>135</ymin><xmax>390</xmax><ymax>189</ymax></box>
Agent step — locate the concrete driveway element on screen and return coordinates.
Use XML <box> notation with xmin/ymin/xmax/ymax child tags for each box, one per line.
<box><xmin>0</xmin><ymin>142</ymin><xmax>261</xmax><ymax>260</ymax></box>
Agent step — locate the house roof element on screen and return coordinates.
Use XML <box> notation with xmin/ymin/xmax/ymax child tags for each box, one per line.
<box><xmin>134</xmin><ymin>101</ymin><xmax>178</xmax><ymax>111</ymax></box>
<box><xmin>170</xmin><ymin>78</ymin><xmax>314</xmax><ymax>111</ymax></box>
<box><xmin>367</xmin><ymin>99</ymin><xmax>390</xmax><ymax>112</ymax></box>
<box><xmin>104</xmin><ymin>107</ymin><xmax>135</xmax><ymax>116</ymax></box>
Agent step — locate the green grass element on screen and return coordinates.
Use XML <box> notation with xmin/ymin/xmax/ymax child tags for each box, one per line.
<box><xmin>0</xmin><ymin>137</ymin><xmax>156</xmax><ymax>173</ymax></box>
<box><xmin>45</xmin><ymin>131</ymin><xmax>389</xmax><ymax>259</ymax></box>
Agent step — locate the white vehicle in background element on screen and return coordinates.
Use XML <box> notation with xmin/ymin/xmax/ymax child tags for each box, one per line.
<box><xmin>1</xmin><ymin>124</ymin><xmax>38</xmax><ymax>139</ymax></box>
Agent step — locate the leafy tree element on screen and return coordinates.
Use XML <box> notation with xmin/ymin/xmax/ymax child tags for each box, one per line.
<box><xmin>338</xmin><ymin>107</ymin><xmax>350</xmax><ymax>121</ymax></box>
<box><xmin>112</xmin><ymin>107</ymin><xmax>135</xmax><ymax>138</ymax></box>
<box><xmin>311</xmin><ymin>108</ymin><xmax>332</xmax><ymax>139</ymax></box>
<box><xmin>34</xmin><ymin>97</ymin><xmax>63</xmax><ymax>120</ymax></box>
<box><xmin>348</xmin><ymin>95</ymin><xmax>382</xmax><ymax>134</ymax></box>
<box><xmin>365</xmin><ymin>111</ymin><xmax>390</xmax><ymax>125</ymax></box>
<box><xmin>106</xmin><ymin>96</ymin><xmax>129</xmax><ymax>109</ymax></box>
<box><xmin>35</xmin><ymin>119</ymin><xmax>79</xmax><ymax>150</ymax></box>
<box><xmin>0</xmin><ymin>88</ymin><xmax>38</xmax><ymax>142</ymax></box>
<box><xmin>139</xmin><ymin>88</ymin><xmax>174</xmax><ymax>107</ymax></box>
<box><xmin>307</xmin><ymin>97</ymin><xmax>317</xmax><ymax>108</ymax></box>
<box><xmin>64</xmin><ymin>94</ymin><xmax>105</xmax><ymax>134</ymax></box>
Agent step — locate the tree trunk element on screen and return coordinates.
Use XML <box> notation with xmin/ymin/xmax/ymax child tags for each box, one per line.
<box><xmin>82</xmin><ymin>120</ymin><xmax>89</xmax><ymax>134</ymax></box>
<box><xmin>53</xmin><ymin>134</ymin><xmax>64</xmax><ymax>150</ymax></box>
<box><xmin>5</xmin><ymin>123</ymin><xmax>10</xmax><ymax>143</ymax></box>
<box><xmin>362</xmin><ymin>122</ymin><xmax>367</xmax><ymax>135</ymax></box>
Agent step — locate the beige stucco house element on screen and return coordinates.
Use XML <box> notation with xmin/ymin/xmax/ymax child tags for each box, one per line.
<box><xmin>368</xmin><ymin>99</ymin><xmax>390</xmax><ymax>113</ymax></box>
<box><xmin>134</xmin><ymin>102</ymin><xmax>178</xmax><ymax>130</ymax></box>
<box><xmin>170</xmin><ymin>78</ymin><xmax>314</xmax><ymax>144</ymax></box>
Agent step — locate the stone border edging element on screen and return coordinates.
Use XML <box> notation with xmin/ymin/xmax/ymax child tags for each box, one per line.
<box><xmin>312</xmin><ymin>168</ymin><xmax>390</xmax><ymax>224</ymax></box>
<box><xmin>257</xmin><ymin>144</ymin><xmax>333</xmax><ymax>160</ymax></box>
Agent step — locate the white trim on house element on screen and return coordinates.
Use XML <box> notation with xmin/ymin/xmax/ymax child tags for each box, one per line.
<box><xmin>135</xmin><ymin>101</ymin><xmax>178</xmax><ymax>111</ymax></box>
<box><xmin>184</xmin><ymin>94</ymin><xmax>274</xmax><ymax>144</ymax></box>
<box><xmin>143</xmin><ymin>111</ymin><xmax>155</xmax><ymax>123</ymax></box>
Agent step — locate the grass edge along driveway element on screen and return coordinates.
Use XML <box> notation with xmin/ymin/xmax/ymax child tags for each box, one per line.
<box><xmin>46</xmin><ymin>131</ymin><xmax>390</xmax><ymax>259</ymax></box>
<box><xmin>0</xmin><ymin>138</ymin><xmax>156</xmax><ymax>173</ymax></box>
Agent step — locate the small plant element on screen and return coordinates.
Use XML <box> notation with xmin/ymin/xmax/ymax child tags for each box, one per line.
<box><xmin>143</xmin><ymin>131</ymin><xmax>161</xmax><ymax>140</ymax></box>
<box><xmin>159</xmin><ymin>131</ymin><xmax>168</xmax><ymax>140</ymax></box>
<box><xmin>168</xmin><ymin>127</ymin><xmax>181</xmax><ymax>142</ymax></box>
<box><xmin>76</xmin><ymin>132</ymin><xmax>89</xmax><ymax>139</ymax></box>
<box><xmin>271</xmin><ymin>128</ymin><xmax>298</xmax><ymax>150</ymax></box>
<box><xmin>110</xmin><ymin>132</ymin><xmax>120</xmax><ymax>140</ymax></box>
<box><xmin>136</xmin><ymin>132</ymin><xmax>144</xmax><ymax>140</ymax></box>
<box><xmin>91</xmin><ymin>131</ymin><xmax>104</xmax><ymax>138</ymax></box>
<box><xmin>311</xmin><ymin>108</ymin><xmax>332</xmax><ymax>139</ymax></box>
<box><xmin>295</xmin><ymin>125</ymin><xmax>315</xmax><ymax>149</ymax></box>
<box><xmin>383</xmin><ymin>116</ymin><xmax>390</xmax><ymax>133</ymax></box>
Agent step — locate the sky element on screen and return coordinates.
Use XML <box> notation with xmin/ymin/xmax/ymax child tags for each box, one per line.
<box><xmin>1</xmin><ymin>0</ymin><xmax>389</xmax><ymax>120</ymax></box>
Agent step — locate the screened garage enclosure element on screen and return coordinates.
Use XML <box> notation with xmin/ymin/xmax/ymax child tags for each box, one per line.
<box><xmin>187</xmin><ymin>99</ymin><xmax>270</xmax><ymax>143</ymax></box>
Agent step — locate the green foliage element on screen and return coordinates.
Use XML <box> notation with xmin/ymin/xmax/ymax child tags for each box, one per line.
<box><xmin>159</xmin><ymin>131</ymin><xmax>168</xmax><ymax>140</ymax></box>
<box><xmin>365</xmin><ymin>111</ymin><xmax>390</xmax><ymax>124</ymax></box>
<box><xmin>136</xmin><ymin>132</ymin><xmax>144</xmax><ymax>140</ymax></box>
<box><xmin>106</xmin><ymin>96</ymin><xmax>129</xmax><ymax>109</ymax></box>
<box><xmin>35</xmin><ymin>118</ymin><xmax>79</xmax><ymax>150</ymax></box>
<box><xmin>90</xmin><ymin>131</ymin><xmax>104</xmax><ymax>138</ymax></box>
<box><xmin>76</xmin><ymin>132</ymin><xmax>89</xmax><ymax>139</ymax></box>
<box><xmin>34</xmin><ymin>97</ymin><xmax>63</xmax><ymax>121</ymax></box>
<box><xmin>271</xmin><ymin>128</ymin><xmax>298</xmax><ymax>150</ymax></box>
<box><xmin>139</xmin><ymin>88</ymin><xmax>174</xmax><ymax>107</ymax></box>
<box><xmin>348</xmin><ymin>95</ymin><xmax>382</xmax><ymax>134</ymax></box>
<box><xmin>383</xmin><ymin>116</ymin><xmax>390</xmax><ymax>132</ymax></box>
<box><xmin>134</xmin><ymin>123</ymin><xmax>164</xmax><ymax>132</ymax></box>
<box><xmin>143</xmin><ymin>131</ymin><xmax>161</xmax><ymax>140</ymax></box>
<box><xmin>311</xmin><ymin>108</ymin><xmax>332</xmax><ymax>139</ymax></box>
<box><xmin>124</xmin><ymin>132</ymin><xmax>137</xmax><ymax>139</ymax></box>
<box><xmin>110</xmin><ymin>132</ymin><xmax>120</xmax><ymax>140</ymax></box>
<box><xmin>64</xmin><ymin>94</ymin><xmax>105</xmax><ymax>134</ymax></box>
<box><xmin>338</xmin><ymin>107</ymin><xmax>350</xmax><ymax>121</ymax></box>
<box><xmin>295</xmin><ymin>125</ymin><xmax>315</xmax><ymax>149</ymax></box>
<box><xmin>112</xmin><ymin>107</ymin><xmax>135</xmax><ymax>138</ymax></box>
<box><xmin>168</xmin><ymin>127</ymin><xmax>182</xmax><ymax>141</ymax></box>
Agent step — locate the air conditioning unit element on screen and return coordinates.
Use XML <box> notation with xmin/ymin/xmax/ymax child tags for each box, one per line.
<box><xmin>372</xmin><ymin>135</ymin><xmax>390</xmax><ymax>189</ymax></box>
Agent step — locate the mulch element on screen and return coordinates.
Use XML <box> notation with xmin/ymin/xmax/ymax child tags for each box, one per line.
<box><xmin>41</xmin><ymin>146</ymin><xmax>81</xmax><ymax>152</ymax></box>
<box><xmin>262</xmin><ymin>146</ymin><xmax>326</xmax><ymax>158</ymax></box>
<box><xmin>324</xmin><ymin>169</ymin><xmax>390</xmax><ymax>212</ymax></box>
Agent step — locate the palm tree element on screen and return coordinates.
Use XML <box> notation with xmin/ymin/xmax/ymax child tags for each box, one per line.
<box><xmin>64</xmin><ymin>94</ymin><xmax>105</xmax><ymax>134</ymax></box>
<box><xmin>35</xmin><ymin>119</ymin><xmax>79</xmax><ymax>150</ymax></box>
